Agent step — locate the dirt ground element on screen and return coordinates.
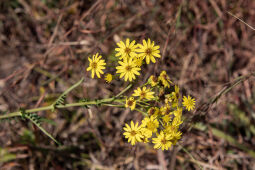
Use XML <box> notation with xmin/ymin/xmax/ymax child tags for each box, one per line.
<box><xmin>0</xmin><ymin>0</ymin><xmax>255</xmax><ymax>169</ymax></box>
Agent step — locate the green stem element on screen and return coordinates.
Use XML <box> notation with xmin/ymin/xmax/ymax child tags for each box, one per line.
<box><xmin>0</xmin><ymin>98</ymin><xmax>126</xmax><ymax>120</ymax></box>
<box><xmin>115</xmin><ymin>100</ymin><xmax>147</xmax><ymax>116</ymax></box>
<box><xmin>115</xmin><ymin>84</ymin><xmax>132</xmax><ymax>98</ymax></box>
<box><xmin>1</xmin><ymin>81</ymin><xmax>130</xmax><ymax>120</ymax></box>
<box><xmin>137</xmin><ymin>100</ymin><xmax>151</xmax><ymax>106</ymax></box>
<box><xmin>52</xmin><ymin>77</ymin><xmax>84</xmax><ymax>107</ymax></box>
<box><xmin>103</xmin><ymin>104</ymin><xmax>125</xmax><ymax>108</ymax></box>
<box><xmin>0</xmin><ymin>112</ymin><xmax>22</xmax><ymax>119</ymax></box>
<box><xmin>0</xmin><ymin>78</ymin><xmax>130</xmax><ymax>120</ymax></box>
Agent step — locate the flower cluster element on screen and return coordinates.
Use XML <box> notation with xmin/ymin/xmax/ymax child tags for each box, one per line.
<box><xmin>123</xmin><ymin>71</ymin><xmax>196</xmax><ymax>150</ymax></box>
<box><xmin>85</xmin><ymin>38</ymin><xmax>196</xmax><ymax>150</ymax></box>
<box><xmin>115</xmin><ymin>38</ymin><xmax>161</xmax><ymax>82</ymax></box>
<box><xmin>86</xmin><ymin>38</ymin><xmax>161</xmax><ymax>82</ymax></box>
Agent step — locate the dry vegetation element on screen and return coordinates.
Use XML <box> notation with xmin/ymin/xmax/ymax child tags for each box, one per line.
<box><xmin>0</xmin><ymin>0</ymin><xmax>255</xmax><ymax>169</ymax></box>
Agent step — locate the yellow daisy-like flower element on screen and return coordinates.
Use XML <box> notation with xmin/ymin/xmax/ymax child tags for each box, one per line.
<box><xmin>158</xmin><ymin>87</ymin><xmax>165</xmax><ymax>97</ymax></box>
<box><xmin>171</xmin><ymin>130</ymin><xmax>182</xmax><ymax>145</ymax></box>
<box><xmin>125</xmin><ymin>97</ymin><xmax>136</xmax><ymax>110</ymax></box>
<box><xmin>148</xmin><ymin>75</ymin><xmax>158</xmax><ymax>87</ymax></box>
<box><xmin>140</xmin><ymin>128</ymin><xmax>152</xmax><ymax>143</ymax></box>
<box><xmin>182</xmin><ymin>95</ymin><xmax>196</xmax><ymax>111</ymax></box>
<box><xmin>172</xmin><ymin>107</ymin><xmax>182</xmax><ymax>117</ymax></box>
<box><xmin>133</xmin><ymin>87</ymin><xmax>154</xmax><ymax>100</ymax></box>
<box><xmin>137</xmin><ymin>39</ymin><xmax>161</xmax><ymax>64</ymax></box>
<box><xmin>162</xmin><ymin>114</ymin><xmax>172</xmax><ymax>124</ymax></box>
<box><xmin>116</xmin><ymin>58</ymin><xmax>141</xmax><ymax>82</ymax></box>
<box><xmin>86</xmin><ymin>53</ymin><xmax>106</xmax><ymax>78</ymax></box>
<box><xmin>123</xmin><ymin>121</ymin><xmax>143</xmax><ymax>145</ymax></box>
<box><xmin>160</xmin><ymin>104</ymin><xmax>171</xmax><ymax>115</ymax></box>
<box><xmin>115</xmin><ymin>39</ymin><xmax>138</xmax><ymax>60</ymax></box>
<box><xmin>141</xmin><ymin>116</ymin><xmax>159</xmax><ymax>134</ymax></box>
<box><xmin>174</xmin><ymin>85</ymin><xmax>180</xmax><ymax>96</ymax></box>
<box><xmin>172</xmin><ymin>114</ymin><xmax>183</xmax><ymax>127</ymax></box>
<box><xmin>164</xmin><ymin>95</ymin><xmax>172</xmax><ymax>104</ymax></box>
<box><xmin>164</xmin><ymin>124</ymin><xmax>179</xmax><ymax>134</ymax></box>
<box><xmin>104</xmin><ymin>73</ymin><xmax>113</xmax><ymax>83</ymax></box>
<box><xmin>158</xmin><ymin>71</ymin><xmax>172</xmax><ymax>88</ymax></box>
<box><xmin>148</xmin><ymin>107</ymin><xmax>160</xmax><ymax>116</ymax></box>
<box><xmin>170</xmin><ymin>85</ymin><xmax>180</xmax><ymax>101</ymax></box>
<box><xmin>152</xmin><ymin>131</ymin><xmax>173</xmax><ymax>150</ymax></box>
<box><xmin>133</xmin><ymin>56</ymin><xmax>143</xmax><ymax>67</ymax></box>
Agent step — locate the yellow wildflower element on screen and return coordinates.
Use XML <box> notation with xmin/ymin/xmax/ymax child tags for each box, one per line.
<box><xmin>172</xmin><ymin>114</ymin><xmax>183</xmax><ymax>127</ymax></box>
<box><xmin>133</xmin><ymin>87</ymin><xmax>154</xmax><ymax>100</ymax></box>
<box><xmin>158</xmin><ymin>87</ymin><xmax>165</xmax><ymax>97</ymax></box>
<box><xmin>160</xmin><ymin>104</ymin><xmax>171</xmax><ymax>115</ymax></box>
<box><xmin>152</xmin><ymin>131</ymin><xmax>173</xmax><ymax>150</ymax></box>
<box><xmin>174</xmin><ymin>85</ymin><xmax>180</xmax><ymax>97</ymax></box>
<box><xmin>140</xmin><ymin>128</ymin><xmax>152</xmax><ymax>143</ymax></box>
<box><xmin>133</xmin><ymin>56</ymin><xmax>143</xmax><ymax>67</ymax></box>
<box><xmin>125</xmin><ymin>97</ymin><xmax>136</xmax><ymax>110</ymax></box>
<box><xmin>137</xmin><ymin>39</ymin><xmax>161</xmax><ymax>64</ymax></box>
<box><xmin>158</xmin><ymin>71</ymin><xmax>172</xmax><ymax>88</ymax></box>
<box><xmin>104</xmin><ymin>73</ymin><xmax>113</xmax><ymax>83</ymax></box>
<box><xmin>141</xmin><ymin>116</ymin><xmax>159</xmax><ymax>133</ymax></box>
<box><xmin>172</xmin><ymin>100</ymin><xmax>178</xmax><ymax>108</ymax></box>
<box><xmin>86</xmin><ymin>53</ymin><xmax>106</xmax><ymax>78</ymax></box>
<box><xmin>116</xmin><ymin>58</ymin><xmax>141</xmax><ymax>82</ymax></box>
<box><xmin>123</xmin><ymin>121</ymin><xmax>143</xmax><ymax>145</ymax></box>
<box><xmin>171</xmin><ymin>130</ymin><xmax>182</xmax><ymax>145</ymax></box>
<box><xmin>115</xmin><ymin>38</ymin><xmax>138</xmax><ymax>60</ymax></box>
<box><xmin>172</xmin><ymin>107</ymin><xmax>182</xmax><ymax>117</ymax></box>
<box><xmin>162</xmin><ymin>114</ymin><xmax>172</xmax><ymax>124</ymax></box>
<box><xmin>148</xmin><ymin>75</ymin><xmax>158</xmax><ymax>87</ymax></box>
<box><xmin>164</xmin><ymin>124</ymin><xmax>179</xmax><ymax>134</ymax></box>
<box><xmin>171</xmin><ymin>85</ymin><xmax>180</xmax><ymax>107</ymax></box>
<box><xmin>147</xmin><ymin>107</ymin><xmax>160</xmax><ymax>116</ymax></box>
<box><xmin>182</xmin><ymin>95</ymin><xmax>196</xmax><ymax>111</ymax></box>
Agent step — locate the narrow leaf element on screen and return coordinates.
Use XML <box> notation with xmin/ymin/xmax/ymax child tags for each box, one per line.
<box><xmin>52</xmin><ymin>78</ymin><xmax>84</xmax><ymax>109</ymax></box>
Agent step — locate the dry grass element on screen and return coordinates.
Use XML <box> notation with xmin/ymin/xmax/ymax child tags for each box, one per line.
<box><xmin>0</xmin><ymin>0</ymin><xmax>255</xmax><ymax>169</ymax></box>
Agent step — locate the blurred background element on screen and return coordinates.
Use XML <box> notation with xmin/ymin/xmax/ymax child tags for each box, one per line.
<box><xmin>0</xmin><ymin>0</ymin><xmax>255</xmax><ymax>169</ymax></box>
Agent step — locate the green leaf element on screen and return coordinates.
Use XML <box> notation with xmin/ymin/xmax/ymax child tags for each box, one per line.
<box><xmin>194</xmin><ymin>122</ymin><xmax>207</xmax><ymax>131</ymax></box>
<box><xmin>52</xmin><ymin>78</ymin><xmax>84</xmax><ymax>111</ymax></box>
<box><xmin>24</xmin><ymin>112</ymin><xmax>61</xmax><ymax>145</ymax></box>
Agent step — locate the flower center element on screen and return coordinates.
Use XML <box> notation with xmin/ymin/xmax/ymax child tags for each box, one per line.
<box><xmin>152</xmin><ymin>76</ymin><xmax>157</xmax><ymax>82</ymax></box>
<box><xmin>161</xmin><ymin>138</ymin><xmax>166</xmax><ymax>144</ymax></box>
<box><xmin>91</xmin><ymin>62</ymin><xmax>97</xmax><ymax>69</ymax></box>
<box><xmin>125</xmin><ymin>65</ymin><xmax>132</xmax><ymax>72</ymax></box>
<box><xmin>125</xmin><ymin>47</ymin><xmax>131</xmax><ymax>54</ymax></box>
<box><xmin>163</xmin><ymin>74</ymin><xmax>167</xmax><ymax>80</ymax></box>
<box><xmin>140</xmin><ymin>91</ymin><xmax>146</xmax><ymax>99</ymax></box>
<box><xmin>149</xmin><ymin>108</ymin><xmax>155</xmax><ymax>115</ymax></box>
<box><xmin>188</xmin><ymin>100</ymin><xmax>193</xmax><ymax>106</ymax></box>
<box><xmin>145</xmin><ymin>48</ymin><xmax>152</xmax><ymax>55</ymax></box>
<box><xmin>128</xmin><ymin>100</ymin><xmax>134</xmax><ymax>106</ymax></box>
<box><xmin>130</xmin><ymin>130</ymin><xmax>136</xmax><ymax>136</ymax></box>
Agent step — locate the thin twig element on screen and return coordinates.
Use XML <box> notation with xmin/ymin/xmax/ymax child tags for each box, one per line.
<box><xmin>227</xmin><ymin>11</ymin><xmax>255</xmax><ymax>31</ymax></box>
<box><xmin>184</xmin><ymin>72</ymin><xmax>255</xmax><ymax>132</ymax></box>
<box><xmin>115</xmin><ymin>84</ymin><xmax>133</xmax><ymax>98</ymax></box>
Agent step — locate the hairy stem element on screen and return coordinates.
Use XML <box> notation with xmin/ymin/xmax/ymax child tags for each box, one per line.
<box><xmin>0</xmin><ymin>98</ymin><xmax>125</xmax><ymax>120</ymax></box>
